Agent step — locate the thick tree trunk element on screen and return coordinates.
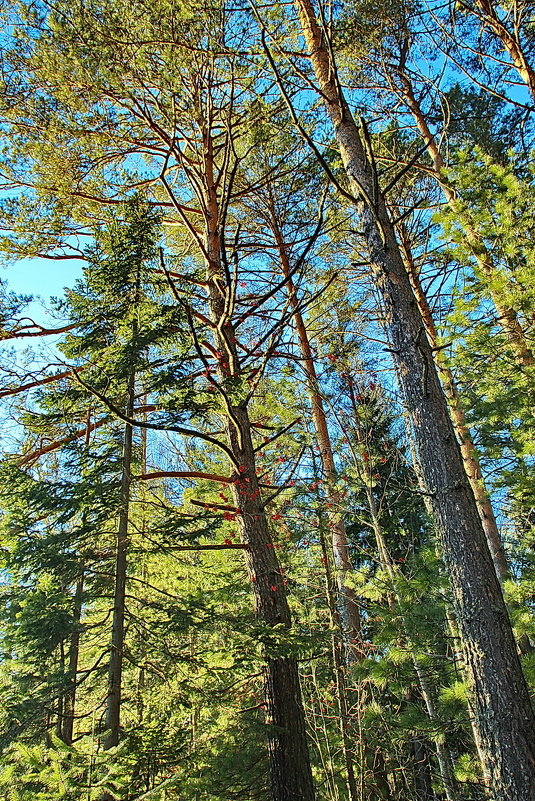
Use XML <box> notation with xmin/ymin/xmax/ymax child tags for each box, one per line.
<box><xmin>229</xmin><ymin>405</ymin><xmax>315</xmax><ymax>801</ymax></box>
<box><xmin>292</xmin><ymin>4</ymin><xmax>535</xmax><ymax>797</ymax></box>
<box><xmin>104</xmin><ymin>369</ymin><xmax>135</xmax><ymax>750</ymax></box>
<box><xmin>444</xmin><ymin>607</ymin><xmax>492</xmax><ymax>795</ymax></box>
<box><xmin>202</xmin><ymin>137</ymin><xmax>315</xmax><ymax>801</ymax></box>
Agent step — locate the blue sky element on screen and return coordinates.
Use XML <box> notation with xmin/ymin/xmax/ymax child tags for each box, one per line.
<box><xmin>2</xmin><ymin>257</ymin><xmax>83</xmax><ymax>299</ymax></box>
<box><xmin>2</xmin><ymin>257</ymin><xmax>84</xmax><ymax>327</ymax></box>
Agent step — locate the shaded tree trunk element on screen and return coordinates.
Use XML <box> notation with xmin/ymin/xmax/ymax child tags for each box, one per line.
<box><xmin>411</xmin><ymin>737</ymin><xmax>435</xmax><ymax>801</ymax></box>
<box><xmin>347</xmin><ymin>379</ymin><xmax>457</xmax><ymax>801</ymax></box>
<box><xmin>61</xmin><ymin>569</ymin><xmax>84</xmax><ymax>745</ymax></box>
<box><xmin>267</xmin><ymin>206</ymin><xmax>394</xmax><ymax>798</ymax></box>
<box><xmin>104</xmin><ymin>368</ymin><xmax>135</xmax><ymax>750</ymax></box>
<box><xmin>317</xmin><ymin>529</ymin><xmax>360</xmax><ymax>801</ymax></box>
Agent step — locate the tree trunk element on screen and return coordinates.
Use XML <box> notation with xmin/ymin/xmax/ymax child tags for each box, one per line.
<box><xmin>269</xmin><ymin>204</ymin><xmax>362</xmax><ymax>654</ymax></box>
<box><xmin>410</xmin><ymin>737</ymin><xmax>435</xmax><ymax>801</ymax></box>
<box><xmin>398</xmin><ymin>75</ymin><xmax>534</xmax><ymax>368</ymax></box>
<box><xmin>270</xmin><ymin>209</ymin><xmax>395</xmax><ymax>797</ymax></box>
<box><xmin>397</xmin><ymin>223</ymin><xmax>510</xmax><ymax>582</ymax></box>
<box><xmin>398</xmin><ymin>222</ymin><xmax>533</xmax><ymax>656</ymax></box>
<box><xmin>469</xmin><ymin>0</ymin><xmax>535</xmax><ymax>100</ymax></box>
<box><xmin>318</xmin><ymin>531</ymin><xmax>360</xmax><ymax>801</ymax></box>
<box><xmin>347</xmin><ymin>379</ymin><xmax>457</xmax><ymax>801</ymax></box>
<box><xmin>62</xmin><ymin>569</ymin><xmax>84</xmax><ymax>745</ymax></box>
<box><xmin>202</xmin><ymin>134</ymin><xmax>315</xmax><ymax>801</ymax></box>
<box><xmin>445</xmin><ymin>607</ymin><xmax>492</xmax><ymax>796</ymax></box>
<box><xmin>104</xmin><ymin>368</ymin><xmax>135</xmax><ymax>750</ymax></box>
<box><xmin>291</xmin><ymin>4</ymin><xmax>535</xmax><ymax>797</ymax></box>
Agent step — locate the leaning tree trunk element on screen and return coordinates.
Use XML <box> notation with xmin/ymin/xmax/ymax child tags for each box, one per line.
<box><xmin>290</xmin><ymin>3</ymin><xmax>535</xmax><ymax>797</ymax></box>
<box><xmin>469</xmin><ymin>0</ymin><xmax>535</xmax><ymax>101</ymax></box>
<box><xmin>201</xmin><ymin>135</ymin><xmax>315</xmax><ymax>801</ymax></box>
<box><xmin>397</xmin><ymin>221</ymin><xmax>533</xmax><ymax>656</ymax></box>
<box><xmin>396</xmin><ymin>222</ymin><xmax>509</xmax><ymax>581</ymax></box>
<box><xmin>398</xmin><ymin>74</ymin><xmax>534</xmax><ymax>368</ymax></box>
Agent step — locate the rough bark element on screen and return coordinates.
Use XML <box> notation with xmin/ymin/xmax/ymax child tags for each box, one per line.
<box><xmin>291</xmin><ymin>3</ymin><xmax>535</xmax><ymax>797</ymax></box>
<box><xmin>445</xmin><ymin>607</ymin><xmax>493</xmax><ymax>795</ymax></box>
<box><xmin>397</xmin><ymin>223</ymin><xmax>510</xmax><ymax>582</ymax></box>
<box><xmin>398</xmin><ymin>223</ymin><xmax>534</xmax><ymax>657</ymax></box>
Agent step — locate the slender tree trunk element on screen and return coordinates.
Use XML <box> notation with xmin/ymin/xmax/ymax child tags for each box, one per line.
<box><xmin>398</xmin><ymin>222</ymin><xmax>533</xmax><ymax>655</ymax></box>
<box><xmin>104</xmin><ymin>367</ymin><xmax>135</xmax><ymax>750</ymax></box>
<box><xmin>56</xmin><ymin>641</ymin><xmax>65</xmax><ymax>739</ymax></box>
<box><xmin>468</xmin><ymin>0</ymin><xmax>535</xmax><ymax>100</ymax></box>
<box><xmin>269</xmin><ymin>212</ymin><xmax>394</xmax><ymax>798</ymax></box>
<box><xmin>318</xmin><ymin>531</ymin><xmax>360</xmax><ymax>801</ymax></box>
<box><xmin>62</xmin><ymin>568</ymin><xmax>84</xmax><ymax>745</ymax></box>
<box><xmin>269</xmin><ymin>205</ymin><xmax>362</xmax><ymax>653</ymax></box>
<box><xmin>202</xmin><ymin>135</ymin><xmax>315</xmax><ymax>801</ymax></box>
<box><xmin>398</xmin><ymin>75</ymin><xmax>534</xmax><ymax>368</ymax></box>
<box><xmin>411</xmin><ymin>736</ymin><xmax>435</xmax><ymax>801</ymax></box>
<box><xmin>291</xmin><ymin>4</ymin><xmax>535</xmax><ymax>797</ymax></box>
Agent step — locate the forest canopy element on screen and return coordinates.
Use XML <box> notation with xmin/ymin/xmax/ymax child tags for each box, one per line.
<box><xmin>0</xmin><ymin>0</ymin><xmax>534</xmax><ymax>800</ymax></box>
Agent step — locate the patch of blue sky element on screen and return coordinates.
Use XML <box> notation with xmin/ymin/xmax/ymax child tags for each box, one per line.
<box><xmin>2</xmin><ymin>255</ymin><xmax>83</xmax><ymax>297</ymax></box>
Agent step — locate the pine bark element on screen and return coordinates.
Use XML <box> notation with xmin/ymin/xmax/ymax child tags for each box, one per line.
<box><xmin>292</xmin><ymin>3</ymin><xmax>535</xmax><ymax>797</ymax></box>
<box><xmin>467</xmin><ymin>0</ymin><xmax>535</xmax><ymax>100</ymax></box>
<box><xmin>397</xmin><ymin>223</ymin><xmax>510</xmax><ymax>583</ymax></box>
